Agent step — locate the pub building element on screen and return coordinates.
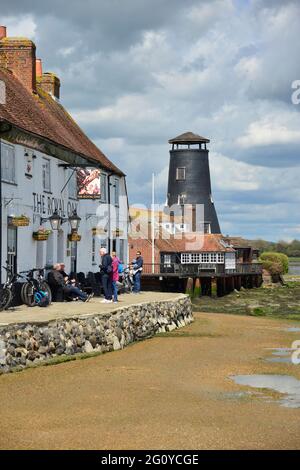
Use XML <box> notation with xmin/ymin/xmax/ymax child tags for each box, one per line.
<box><xmin>0</xmin><ymin>26</ymin><xmax>128</xmax><ymax>284</ymax></box>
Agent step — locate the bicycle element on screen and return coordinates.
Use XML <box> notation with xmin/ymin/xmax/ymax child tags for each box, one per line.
<box><xmin>20</xmin><ymin>268</ymin><xmax>52</xmax><ymax>307</ymax></box>
<box><xmin>0</xmin><ymin>265</ymin><xmax>25</xmax><ymax>311</ymax></box>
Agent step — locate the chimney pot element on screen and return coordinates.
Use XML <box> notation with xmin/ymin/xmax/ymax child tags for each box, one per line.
<box><xmin>0</xmin><ymin>26</ymin><xmax>7</xmax><ymax>40</ymax></box>
<box><xmin>36</xmin><ymin>59</ymin><xmax>43</xmax><ymax>78</ymax></box>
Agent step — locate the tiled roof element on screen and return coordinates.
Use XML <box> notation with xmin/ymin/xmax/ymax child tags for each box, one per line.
<box><xmin>0</xmin><ymin>67</ymin><xmax>124</xmax><ymax>175</ymax></box>
<box><xmin>156</xmin><ymin>233</ymin><xmax>234</xmax><ymax>253</ymax></box>
<box><xmin>129</xmin><ymin>232</ymin><xmax>235</xmax><ymax>253</ymax></box>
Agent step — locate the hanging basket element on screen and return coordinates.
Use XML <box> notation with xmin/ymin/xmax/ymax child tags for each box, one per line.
<box><xmin>32</xmin><ymin>230</ymin><xmax>52</xmax><ymax>241</ymax></box>
<box><xmin>68</xmin><ymin>232</ymin><xmax>82</xmax><ymax>242</ymax></box>
<box><xmin>10</xmin><ymin>216</ymin><xmax>30</xmax><ymax>227</ymax></box>
<box><xmin>91</xmin><ymin>227</ymin><xmax>106</xmax><ymax>236</ymax></box>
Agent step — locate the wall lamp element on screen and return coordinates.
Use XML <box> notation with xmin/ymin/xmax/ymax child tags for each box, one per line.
<box><xmin>41</xmin><ymin>209</ymin><xmax>81</xmax><ymax>231</ymax></box>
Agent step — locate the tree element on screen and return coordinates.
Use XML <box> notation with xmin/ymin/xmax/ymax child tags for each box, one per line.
<box><xmin>259</xmin><ymin>252</ymin><xmax>289</xmax><ymax>275</ymax></box>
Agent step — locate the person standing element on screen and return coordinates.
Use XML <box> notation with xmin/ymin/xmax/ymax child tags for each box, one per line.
<box><xmin>99</xmin><ymin>248</ymin><xmax>113</xmax><ymax>303</ymax></box>
<box><xmin>133</xmin><ymin>251</ymin><xmax>143</xmax><ymax>294</ymax></box>
<box><xmin>111</xmin><ymin>251</ymin><xmax>120</xmax><ymax>303</ymax></box>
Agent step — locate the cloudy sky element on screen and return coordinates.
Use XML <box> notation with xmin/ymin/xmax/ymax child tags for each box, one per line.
<box><xmin>2</xmin><ymin>0</ymin><xmax>300</xmax><ymax>241</ymax></box>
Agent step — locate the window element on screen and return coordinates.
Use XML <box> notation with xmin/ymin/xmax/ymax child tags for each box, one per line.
<box><xmin>201</xmin><ymin>253</ymin><xmax>210</xmax><ymax>263</ymax></box>
<box><xmin>217</xmin><ymin>253</ymin><xmax>224</xmax><ymax>263</ymax></box>
<box><xmin>204</xmin><ymin>223</ymin><xmax>211</xmax><ymax>234</ymax></box>
<box><xmin>164</xmin><ymin>254</ymin><xmax>172</xmax><ymax>267</ymax></box>
<box><xmin>42</xmin><ymin>158</ymin><xmax>51</xmax><ymax>191</ymax></box>
<box><xmin>114</xmin><ymin>178</ymin><xmax>119</xmax><ymax>206</ymax></box>
<box><xmin>191</xmin><ymin>253</ymin><xmax>201</xmax><ymax>263</ymax></box>
<box><xmin>176</xmin><ymin>167</ymin><xmax>186</xmax><ymax>180</ymax></box>
<box><xmin>1</xmin><ymin>143</ymin><xmax>15</xmax><ymax>183</ymax></box>
<box><xmin>181</xmin><ymin>253</ymin><xmax>190</xmax><ymax>264</ymax></box>
<box><xmin>210</xmin><ymin>253</ymin><xmax>217</xmax><ymax>263</ymax></box>
<box><xmin>68</xmin><ymin>169</ymin><xmax>77</xmax><ymax>199</ymax></box>
<box><xmin>100</xmin><ymin>173</ymin><xmax>107</xmax><ymax>202</ymax></box>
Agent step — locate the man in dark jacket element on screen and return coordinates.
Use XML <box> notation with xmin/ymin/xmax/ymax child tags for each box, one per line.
<box><xmin>133</xmin><ymin>251</ymin><xmax>143</xmax><ymax>294</ymax></box>
<box><xmin>99</xmin><ymin>248</ymin><xmax>113</xmax><ymax>302</ymax></box>
<box><xmin>48</xmin><ymin>264</ymin><xmax>88</xmax><ymax>301</ymax></box>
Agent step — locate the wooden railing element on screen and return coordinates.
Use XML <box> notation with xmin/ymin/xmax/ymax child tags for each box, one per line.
<box><xmin>142</xmin><ymin>262</ymin><xmax>262</xmax><ymax>276</ymax></box>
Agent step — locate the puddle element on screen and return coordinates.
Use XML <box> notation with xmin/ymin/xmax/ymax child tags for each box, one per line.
<box><xmin>265</xmin><ymin>357</ymin><xmax>291</xmax><ymax>364</ymax></box>
<box><xmin>285</xmin><ymin>327</ymin><xmax>300</xmax><ymax>333</ymax></box>
<box><xmin>264</xmin><ymin>348</ymin><xmax>298</xmax><ymax>364</ymax></box>
<box><xmin>230</xmin><ymin>375</ymin><xmax>300</xmax><ymax>408</ymax></box>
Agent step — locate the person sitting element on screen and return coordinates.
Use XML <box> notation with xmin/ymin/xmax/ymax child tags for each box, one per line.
<box><xmin>48</xmin><ymin>264</ymin><xmax>90</xmax><ymax>302</ymax></box>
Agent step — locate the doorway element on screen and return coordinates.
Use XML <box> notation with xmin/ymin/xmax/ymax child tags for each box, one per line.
<box><xmin>7</xmin><ymin>224</ymin><xmax>17</xmax><ymax>275</ymax></box>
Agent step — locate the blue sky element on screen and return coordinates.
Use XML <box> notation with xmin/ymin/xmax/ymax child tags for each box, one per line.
<box><xmin>2</xmin><ymin>0</ymin><xmax>300</xmax><ymax>241</ymax></box>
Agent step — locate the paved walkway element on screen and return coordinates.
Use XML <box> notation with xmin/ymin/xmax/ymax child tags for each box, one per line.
<box><xmin>0</xmin><ymin>292</ymin><xmax>185</xmax><ymax>325</ymax></box>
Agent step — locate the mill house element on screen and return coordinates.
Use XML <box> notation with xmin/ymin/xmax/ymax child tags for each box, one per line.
<box><xmin>129</xmin><ymin>132</ymin><xmax>262</xmax><ymax>296</ymax></box>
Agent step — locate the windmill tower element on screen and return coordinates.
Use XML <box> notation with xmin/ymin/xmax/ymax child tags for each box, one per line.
<box><xmin>166</xmin><ymin>131</ymin><xmax>221</xmax><ymax>234</ymax></box>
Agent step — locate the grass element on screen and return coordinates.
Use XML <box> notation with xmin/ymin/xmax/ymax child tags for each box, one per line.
<box><xmin>193</xmin><ymin>281</ymin><xmax>300</xmax><ymax>320</ymax></box>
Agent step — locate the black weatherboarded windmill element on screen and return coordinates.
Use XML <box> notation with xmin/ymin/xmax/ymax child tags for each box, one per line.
<box><xmin>166</xmin><ymin>131</ymin><xmax>221</xmax><ymax>234</ymax></box>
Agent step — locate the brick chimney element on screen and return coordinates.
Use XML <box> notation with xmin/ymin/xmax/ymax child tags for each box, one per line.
<box><xmin>37</xmin><ymin>72</ymin><xmax>60</xmax><ymax>100</ymax></box>
<box><xmin>0</xmin><ymin>27</ymin><xmax>37</xmax><ymax>92</ymax></box>
<box><xmin>0</xmin><ymin>26</ymin><xmax>7</xmax><ymax>40</ymax></box>
<box><xmin>36</xmin><ymin>58</ymin><xmax>43</xmax><ymax>78</ymax></box>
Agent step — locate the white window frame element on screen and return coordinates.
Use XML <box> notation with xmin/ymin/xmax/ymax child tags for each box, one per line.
<box><xmin>176</xmin><ymin>167</ymin><xmax>186</xmax><ymax>181</ymax></box>
<box><xmin>217</xmin><ymin>253</ymin><xmax>224</xmax><ymax>263</ymax></box>
<box><xmin>163</xmin><ymin>254</ymin><xmax>172</xmax><ymax>267</ymax></box>
<box><xmin>1</xmin><ymin>142</ymin><xmax>16</xmax><ymax>184</ymax></box>
<box><xmin>181</xmin><ymin>252</ymin><xmax>225</xmax><ymax>264</ymax></box>
<box><xmin>42</xmin><ymin>158</ymin><xmax>51</xmax><ymax>192</ymax></box>
<box><xmin>181</xmin><ymin>253</ymin><xmax>191</xmax><ymax>264</ymax></box>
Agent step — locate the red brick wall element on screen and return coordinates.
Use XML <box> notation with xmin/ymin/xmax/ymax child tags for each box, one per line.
<box><xmin>0</xmin><ymin>38</ymin><xmax>36</xmax><ymax>92</ymax></box>
<box><xmin>128</xmin><ymin>238</ymin><xmax>160</xmax><ymax>267</ymax></box>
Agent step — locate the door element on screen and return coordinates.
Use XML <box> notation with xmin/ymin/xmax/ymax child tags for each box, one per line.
<box><xmin>7</xmin><ymin>225</ymin><xmax>17</xmax><ymax>275</ymax></box>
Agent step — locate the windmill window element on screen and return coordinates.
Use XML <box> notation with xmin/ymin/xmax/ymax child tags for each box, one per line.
<box><xmin>176</xmin><ymin>167</ymin><xmax>186</xmax><ymax>180</ymax></box>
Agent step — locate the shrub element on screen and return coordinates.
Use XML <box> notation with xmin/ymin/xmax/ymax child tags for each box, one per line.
<box><xmin>259</xmin><ymin>252</ymin><xmax>289</xmax><ymax>275</ymax></box>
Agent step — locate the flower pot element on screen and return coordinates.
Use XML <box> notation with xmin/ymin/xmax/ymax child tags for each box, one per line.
<box><xmin>32</xmin><ymin>230</ymin><xmax>51</xmax><ymax>241</ymax></box>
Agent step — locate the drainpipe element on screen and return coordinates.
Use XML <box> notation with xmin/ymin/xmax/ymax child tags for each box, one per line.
<box><xmin>107</xmin><ymin>173</ymin><xmax>114</xmax><ymax>253</ymax></box>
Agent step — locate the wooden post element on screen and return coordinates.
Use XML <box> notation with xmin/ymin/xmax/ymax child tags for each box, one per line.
<box><xmin>194</xmin><ymin>278</ymin><xmax>201</xmax><ymax>297</ymax></box>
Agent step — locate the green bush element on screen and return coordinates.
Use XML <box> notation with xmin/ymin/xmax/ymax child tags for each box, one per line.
<box><xmin>259</xmin><ymin>252</ymin><xmax>289</xmax><ymax>275</ymax></box>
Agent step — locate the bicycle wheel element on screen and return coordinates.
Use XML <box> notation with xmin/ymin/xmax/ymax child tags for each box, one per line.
<box><xmin>0</xmin><ymin>287</ymin><xmax>12</xmax><ymax>311</ymax></box>
<box><xmin>21</xmin><ymin>282</ymin><xmax>36</xmax><ymax>307</ymax></box>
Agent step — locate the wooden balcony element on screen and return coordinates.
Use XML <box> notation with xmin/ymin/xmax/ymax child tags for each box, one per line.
<box><xmin>142</xmin><ymin>262</ymin><xmax>262</xmax><ymax>277</ymax></box>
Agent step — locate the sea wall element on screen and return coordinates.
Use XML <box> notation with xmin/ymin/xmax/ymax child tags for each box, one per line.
<box><xmin>0</xmin><ymin>295</ymin><xmax>193</xmax><ymax>374</ymax></box>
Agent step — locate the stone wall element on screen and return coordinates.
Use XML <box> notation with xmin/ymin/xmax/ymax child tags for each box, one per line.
<box><xmin>0</xmin><ymin>295</ymin><xmax>193</xmax><ymax>374</ymax></box>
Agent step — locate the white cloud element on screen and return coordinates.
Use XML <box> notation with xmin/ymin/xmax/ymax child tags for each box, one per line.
<box><xmin>236</xmin><ymin>114</ymin><xmax>300</xmax><ymax>148</ymax></box>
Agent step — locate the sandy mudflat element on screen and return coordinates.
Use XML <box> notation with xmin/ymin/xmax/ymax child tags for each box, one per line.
<box><xmin>0</xmin><ymin>311</ymin><xmax>300</xmax><ymax>449</ymax></box>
